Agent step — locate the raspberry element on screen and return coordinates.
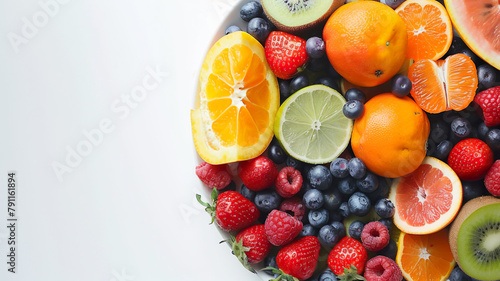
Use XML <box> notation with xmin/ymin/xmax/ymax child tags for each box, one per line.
<box><xmin>275</xmin><ymin>167</ymin><xmax>303</xmax><ymax>198</ymax></box>
<box><xmin>265</xmin><ymin>209</ymin><xmax>303</xmax><ymax>246</ymax></box>
<box><xmin>238</xmin><ymin>156</ymin><xmax>278</xmax><ymax>191</ymax></box>
<box><xmin>364</xmin><ymin>256</ymin><xmax>403</xmax><ymax>281</ymax></box>
<box><xmin>485</xmin><ymin>160</ymin><xmax>500</xmax><ymax>196</ymax></box>
<box><xmin>195</xmin><ymin>162</ymin><xmax>231</xmax><ymax>190</ymax></box>
<box><xmin>474</xmin><ymin>86</ymin><xmax>500</xmax><ymax>127</ymax></box>
<box><xmin>361</xmin><ymin>221</ymin><xmax>390</xmax><ymax>252</ymax></box>
<box><xmin>280</xmin><ymin>197</ymin><xmax>306</xmax><ymax>221</ymax></box>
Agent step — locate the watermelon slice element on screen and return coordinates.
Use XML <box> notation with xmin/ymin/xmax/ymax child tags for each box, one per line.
<box><xmin>445</xmin><ymin>0</ymin><xmax>500</xmax><ymax>70</ymax></box>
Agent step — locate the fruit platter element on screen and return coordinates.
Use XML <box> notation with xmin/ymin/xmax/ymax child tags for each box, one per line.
<box><xmin>191</xmin><ymin>0</ymin><xmax>500</xmax><ymax>280</ymax></box>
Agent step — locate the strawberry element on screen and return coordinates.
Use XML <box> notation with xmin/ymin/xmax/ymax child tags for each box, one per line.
<box><xmin>328</xmin><ymin>236</ymin><xmax>368</xmax><ymax>276</ymax></box>
<box><xmin>195</xmin><ymin>162</ymin><xmax>232</xmax><ymax>190</ymax></box>
<box><xmin>196</xmin><ymin>189</ymin><xmax>260</xmax><ymax>232</ymax></box>
<box><xmin>474</xmin><ymin>86</ymin><xmax>500</xmax><ymax>127</ymax></box>
<box><xmin>447</xmin><ymin>138</ymin><xmax>494</xmax><ymax>181</ymax></box>
<box><xmin>268</xmin><ymin>236</ymin><xmax>321</xmax><ymax>281</ymax></box>
<box><xmin>265</xmin><ymin>209</ymin><xmax>303</xmax><ymax>246</ymax></box>
<box><xmin>238</xmin><ymin>155</ymin><xmax>278</xmax><ymax>191</ymax></box>
<box><xmin>485</xmin><ymin>160</ymin><xmax>500</xmax><ymax>196</ymax></box>
<box><xmin>265</xmin><ymin>31</ymin><xmax>309</xmax><ymax>80</ymax></box>
<box><xmin>225</xmin><ymin>224</ymin><xmax>271</xmax><ymax>272</ymax></box>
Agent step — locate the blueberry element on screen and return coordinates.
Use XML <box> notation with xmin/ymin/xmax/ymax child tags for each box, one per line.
<box><xmin>315</xmin><ymin>76</ymin><xmax>339</xmax><ymax>91</ymax></box>
<box><xmin>263</xmin><ymin>255</ymin><xmax>278</xmax><ymax>275</ymax></box>
<box><xmin>308</xmin><ymin>165</ymin><xmax>333</xmax><ymax>190</ymax></box>
<box><xmin>344</xmin><ymin>88</ymin><xmax>367</xmax><ymax>103</ymax></box>
<box><xmin>446</xmin><ymin>36</ymin><xmax>468</xmax><ymax>56</ymax></box>
<box><xmin>268</xmin><ymin>141</ymin><xmax>287</xmax><ymax>164</ymax></box>
<box><xmin>477</xmin><ymin>63</ymin><xmax>499</xmax><ymax>91</ymax></box>
<box><xmin>225</xmin><ymin>25</ymin><xmax>241</xmax><ymax>35</ymax></box>
<box><xmin>426</xmin><ymin>139</ymin><xmax>437</xmax><ymax>157</ymax></box>
<box><xmin>308</xmin><ymin>57</ymin><xmax>328</xmax><ymax>72</ymax></box>
<box><xmin>240</xmin><ymin>184</ymin><xmax>256</xmax><ymax>201</ymax></box>
<box><xmin>337</xmin><ymin>177</ymin><xmax>357</xmax><ymax>197</ymax></box>
<box><xmin>430</xmin><ymin>119</ymin><xmax>450</xmax><ymax>143</ymax></box>
<box><xmin>366</xmin><ymin>176</ymin><xmax>391</xmax><ymax>202</ymax></box>
<box><xmin>451</xmin><ymin>117</ymin><xmax>472</xmax><ymax>138</ymax></box>
<box><xmin>391</xmin><ymin>74</ymin><xmax>412</xmax><ymax>97</ymax></box>
<box><xmin>254</xmin><ymin>189</ymin><xmax>282</xmax><ymax>214</ymax></box>
<box><xmin>240</xmin><ymin>1</ymin><xmax>263</xmax><ymax>22</ymax></box>
<box><xmin>318</xmin><ymin>269</ymin><xmax>338</xmax><ymax>281</ymax></box>
<box><xmin>300</xmin><ymin>224</ymin><xmax>319</xmax><ymax>237</ymax></box>
<box><xmin>247</xmin><ymin>17</ymin><xmax>271</xmax><ymax>44</ymax></box>
<box><xmin>435</xmin><ymin>140</ymin><xmax>453</xmax><ymax>161</ymax></box>
<box><xmin>486</xmin><ymin>128</ymin><xmax>500</xmax><ymax>152</ymax></box>
<box><xmin>356</xmin><ymin>172</ymin><xmax>379</xmax><ymax>193</ymax></box>
<box><xmin>327</xmin><ymin>64</ymin><xmax>342</xmax><ymax>80</ymax></box>
<box><xmin>462</xmin><ymin>180</ymin><xmax>489</xmax><ymax>204</ymax></box>
<box><xmin>303</xmin><ymin>189</ymin><xmax>324</xmax><ymax>210</ymax></box>
<box><xmin>339</xmin><ymin>202</ymin><xmax>351</xmax><ymax>218</ymax></box>
<box><xmin>329</xmin><ymin>211</ymin><xmax>343</xmax><ymax>222</ymax></box>
<box><xmin>379</xmin><ymin>0</ymin><xmax>406</xmax><ymax>9</ymax></box>
<box><xmin>378</xmin><ymin>239</ymin><xmax>398</xmax><ymax>260</ymax></box>
<box><xmin>286</xmin><ymin>156</ymin><xmax>304</xmax><ymax>171</ymax></box>
<box><xmin>461</xmin><ymin>48</ymin><xmax>482</xmax><ymax>66</ymax></box>
<box><xmin>305</xmin><ymin>37</ymin><xmax>325</xmax><ymax>59</ymax></box>
<box><xmin>318</xmin><ymin>222</ymin><xmax>345</xmax><ymax>249</ymax></box>
<box><xmin>477</xmin><ymin>121</ymin><xmax>490</xmax><ymax>141</ymax></box>
<box><xmin>348</xmin><ymin>192</ymin><xmax>371</xmax><ymax>217</ymax></box>
<box><xmin>447</xmin><ymin>266</ymin><xmax>473</xmax><ymax>281</ymax></box>
<box><xmin>309</xmin><ymin>208</ymin><xmax>330</xmax><ymax>228</ymax></box>
<box><xmin>219</xmin><ymin>180</ymin><xmax>236</xmax><ymax>193</ymax></box>
<box><xmin>290</xmin><ymin>73</ymin><xmax>309</xmax><ymax>94</ymax></box>
<box><xmin>330</xmin><ymin>158</ymin><xmax>349</xmax><ymax>178</ymax></box>
<box><xmin>323</xmin><ymin>189</ymin><xmax>342</xmax><ymax>211</ymax></box>
<box><xmin>343</xmin><ymin>100</ymin><xmax>364</xmax><ymax>119</ymax></box>
<box><xmin>374</xmin><ymin>198</ymin><xmax>395</xmax><ymax>218</ymax></box>
<box><xmin>279</xmin><ymin>79</ymin><xmax>291</xmax><ymax>100</ymax></box>
<box><xmin>378</xmin><ymin>218</ymin><xmax>393</xmax><ymax>231</ymax></box>
<box><xmin>348</xmin><ymin>158</ymin><xmax>367</xmax><ymax>179</ymax></box>
<box><xmin>348</xmin><ymin>220</ymin><xmax>365</xmax><ymax>240</ymax></box>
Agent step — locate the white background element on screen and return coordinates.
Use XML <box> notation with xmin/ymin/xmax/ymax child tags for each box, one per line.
<box><xmin>0</xmin><ymin>0</ymin><xmax>266</xmax><ymax>280</ymax></box>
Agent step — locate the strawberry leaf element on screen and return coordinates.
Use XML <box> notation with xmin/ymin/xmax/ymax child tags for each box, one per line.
<box><xmin>338</xmin><ymin>265</ymin><xmax>366</xmax><ymax>281</ymax></box>
<box><xmin>196</xmin><ymin>188</ymin><xmax>218</xmax><ymax>224</ymax></box>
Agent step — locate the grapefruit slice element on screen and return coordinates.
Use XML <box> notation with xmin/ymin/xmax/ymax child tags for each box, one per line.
<box><xmin>445</xmin><ymin>0</ymin><xmax>500</xmax><ymax>70</ymax></box>
<box><xmin>389</xmin><ymin>157</ymin><xmax>462</xmax><ymax>234</ymax></box>
<box><xmin>396</xmin><ymin>228</ymin><xmax>456</xmax><ymax>281</ymax></box>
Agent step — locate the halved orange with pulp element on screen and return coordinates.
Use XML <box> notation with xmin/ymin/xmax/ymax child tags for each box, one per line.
<box><xmin>191</xmin><ymin>31</ymin><xmax>280</xmax><ymax>164</ymax></box>
<box><xmin>389</xmin><ymin>157</ymin><xmax>462</xmax><ymax>234</ymax></box>
<box><xmin>396</xmin><ymin>228</ymin><xmax>456</xmax><ymax>281</ymax></box>
<box><xmin>396</xmin><ymin>0</ymin><xmax>453</xmax><ymax>61</ymax></box>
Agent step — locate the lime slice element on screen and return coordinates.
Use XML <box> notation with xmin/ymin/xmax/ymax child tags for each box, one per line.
<box><xmin>274</xmin><ymin>84</ymin><xmax>353</xmax><ymax>164</ymax></box>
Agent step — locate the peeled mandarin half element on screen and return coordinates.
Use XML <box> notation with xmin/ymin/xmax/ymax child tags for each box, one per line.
<box><xmin>191</xmin><ymin>31</ymin><xmax>280</xmax><ymax>164</ymax></box>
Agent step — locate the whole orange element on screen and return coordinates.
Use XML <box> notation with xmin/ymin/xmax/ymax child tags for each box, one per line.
<box><xmin>323</xmin><ymin>1</ymin><xmax>408</xmax><ymax>87</ymax></box>
<box><xmin>351</xmin><ymin>93</ymin><xmax>430</xmax><ymax>178</ymax></box>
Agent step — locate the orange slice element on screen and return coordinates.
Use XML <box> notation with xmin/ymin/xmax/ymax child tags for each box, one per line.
<box><xmin>396</xmin><ymin>228</ymin><xmax>456</xmax><ymax>281</ymax></box>
<box><xmin>396</xmin><ymin>0</ymin><xmax>453</xmax><ymax>61</ymax></box>
<box><xmin>389</xmin><ymin>157</ymin><xmax>462</xmax><ymax>234</ymax></box>
<box><xmin>191</xmin><ymin>31</ymin><xmax>280</xmax><ymax>164</ymax></box>
<box><xmin>408</xmin><ymin>53</ymin><xmax>478</xmax><ymax>114</ymax></box>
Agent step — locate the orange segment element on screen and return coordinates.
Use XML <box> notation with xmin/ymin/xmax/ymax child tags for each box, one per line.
<box><xmin>397</xmin><ymin>228</ymin><xmax>456</xmax><ymax>281</ymax></box>
<box><xmin>396</xmin><ymin>0</ymin><xmax>453</xmax><ymax>61</ymax></box>
<box><xmin>191</xmin><ymin>31</ymin><xmax>280</xmax><ymax>164</ymax></box>
<box><xmin>408</xmin><ymin>53</ymin><xmax>478</xmax><ymax>114</ymax></box>
<box><xmin>389</xmin><ymin>157</ymin><xmax>462</xmax><ymax>235</ymax></box>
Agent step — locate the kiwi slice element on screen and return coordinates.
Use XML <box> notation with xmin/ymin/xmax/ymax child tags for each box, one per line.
<box><xmin>449</xmin><ymin>196</ymin><xmax>500</xmax><ymax>281</ymax></box>
<box><xmin>262</xmin><ymin>0</ymin><xmax>344</xmax><ymax>34</ymax></box>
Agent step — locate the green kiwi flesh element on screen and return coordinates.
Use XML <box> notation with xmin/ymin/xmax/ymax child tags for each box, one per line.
<box><xmin>449</xmin><ymin>196</ymin><xmax>500</xmax><ymax>280</ymax></box>
<box><xmin>262</xmin><ymin>0</ymin><xmax>344</xmax><ymax>34</ymax></box>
